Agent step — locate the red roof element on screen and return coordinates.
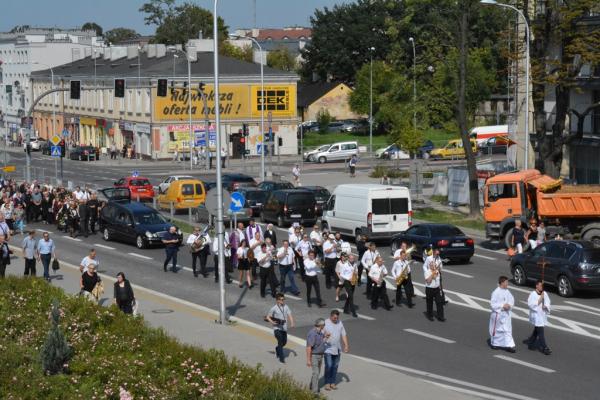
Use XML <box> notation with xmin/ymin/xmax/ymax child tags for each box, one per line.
<box><xmin>256</xmin><ymin>28</ymin><xmax>312</xmax><ymax>41</ymax></box>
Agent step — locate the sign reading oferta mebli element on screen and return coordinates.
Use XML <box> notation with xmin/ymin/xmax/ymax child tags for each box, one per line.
<box><xmin>153</xmin><ymin>84</ymin><xmax>296</xmax><ymax>121</ymax></box>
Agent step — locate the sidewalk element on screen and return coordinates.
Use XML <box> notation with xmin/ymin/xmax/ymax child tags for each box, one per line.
<box><xmin>7</xmin><ymin>247</ymin><xmax>476</xmax><ymax>400</ymax></box>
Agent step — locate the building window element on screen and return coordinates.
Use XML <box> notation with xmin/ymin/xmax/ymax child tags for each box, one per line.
<box><xmin>108</xmin><ymin>90</ymin><xmax>114</xmax><ymax>111</ymax></box>
<box><xmin>145</xmin><ymin>89</ymin><xmax>151</xmax><ymax>114</ymax></box>
<box><xmin>98</xmin><ymin>89</ymin><xmax>104</xmax><ymax>110</ymax></box>
<box><xmin>136</xmin><ymin>90</ymin><xmax>142</xmax><ymax>113</ymax></box>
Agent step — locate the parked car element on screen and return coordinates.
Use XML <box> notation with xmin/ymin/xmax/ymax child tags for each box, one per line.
<box><xmin>430</xmin><ymin>139</ymin><xmax>478</xmax><ymax>160</ymax></box>
<box><xmin>114</xmin><ymin>176</ymin><xmax>155</xmax><ymax>201</ymax></box>
<box><xmin>325</xmin><ymin>122</ymin><xmax>346</xmax><ymax>133</ymax></box>
<box><xmin>478</xmin><ymin>136</ymin><xmax>514</xmax><ymax>155</ymax></box>
<box><xmin>157</xmin><ymin>175</ymin><xmax>194</xmax><ymax>194</ymax></box>
<box><xmin>257</xmin><ymin>180</ymin><xmax>295</xmax><ymax>191</ymax></box>
<box><xmin>298</xmin><ymin>121</ymin><xmax>319</xmax><ymax>136</ymax></box>
<box><xmin>416</xmin><ymin>139</ymin><xmax>434</xmax><ymax>158</ymax></box>
<box><xmin>298</xmin><ymin>186</ymin><xmax>330</xmax><ymax>216</ymax></box>
<box><xmin>510</xmin><ymin>240</ymin><xmax>600</xmax><ymax>297</ymax></box>
<box><xmin>303</xmin><ymin>144</ymin><xmax>331</xmax><ymax>162</ymax></box>
<box><xmin>69</xmin><ymin>145</ymin><xmax>99</xmax><ymax>161</ymax></box>
<box><xmin>375</xmin><ymin>144</ymin><xmax>410</xmax><ymax>160</ymax></box>
<box><xmin>390</xmin><ymin>223</ymin><xmax>474</xmax><ymax>263</ymax></box>
<box><xmin>99</xmin><ymin>200</ymin><xmax>183</xmax><ymax>249</ymax></box>
<box><xmin>261</xmin><ymin>189</ymin><xmax>317</xmax><ymax>227</ymax></box>
<box><xmin>22</xmin><ymin>137</ymin><xmax>46</xmax><ymax>151</ymax></box>
<box><xmin>236</xmin><ymin>187</ymin><xmax>269</xmax><ymax>217</ymax></box>
<box><xmin>40</xmin><ymin>141</ymin><xmax>51</xmax><ymax>155</ymax></box>
<box><xmin>221</xmin><ymin>173</ymin><xmax>257</xmax><ymax>191</ymax></box>
<box><xmin>313</xmin><ymin>141</ymin><xmax>359</xmax><ymax>164</ymax></box>
<box><xmin>323</xmin><ymin>184</ymin><xmax>412</xmax><ymax>241</ymax></box>
<box><xmin>157</xmin><ymin>179</ymin><xmax>205</xmax><ymax>210</ymax></box>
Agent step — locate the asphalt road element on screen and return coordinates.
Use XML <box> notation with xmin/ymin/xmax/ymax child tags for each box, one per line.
<box><xmin>6</xmin><ymin>149</ymin><xmax>599</xmax><ymax>399</ymax></box>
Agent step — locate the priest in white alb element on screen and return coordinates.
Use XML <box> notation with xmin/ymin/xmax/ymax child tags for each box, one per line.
<box><xmin>489</xmin><ymin>276</ymin><xmax>516</xmax><ymax>353</ymax></box>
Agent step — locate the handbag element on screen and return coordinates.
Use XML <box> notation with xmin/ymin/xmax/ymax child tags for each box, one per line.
<box><xmin>52</xmin><ymin>258</ymin><xmax>60</xmax><ymax>271</ymax></box>
<box><xmin>132</xmin><ymin>299</ymin><xmax>139</xmax><ymax>316</ymax></box>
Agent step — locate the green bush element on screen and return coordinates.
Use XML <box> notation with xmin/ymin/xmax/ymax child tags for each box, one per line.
<box><xmin>369</xmin><ymin>165</ymin><xmax>409</xmax><ymax>179</ymax></box>
<box><xmin>0</xmin><ymin>277</ymin><xmax>316</xmax><ymax>399</ymax></box>
<box><xmin>316</xmin><ymin>108</ymin><xmax>332</xmax><ymax>133</ymax></box>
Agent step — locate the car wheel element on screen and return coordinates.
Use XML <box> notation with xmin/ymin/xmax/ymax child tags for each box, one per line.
<box><xmin>504</xmin><ymin>227</ymin><xmax>515</xmax><ymax>249</ymax></box>
<box><xmin>557</xmin><ymin>275</ymin><xmax>574</xmax><ymax>297</ymax></box>
<box><xmin>318</xmin><ymin>156</ymin><xmax>327</xmax><ymax>164</ymax></box>
<box><xmin>103</xmin><ymin>228</ymin><xmax>111</xmax><ymax>241</ymax></box>
<box><xmin>582</xmin><ymin>229</ymin><xmax>600</xmax><ymax>248</ymax></box>
<box><xmin>277</xmin><ymin>215</ymin><xmax>284</xmax><ymax>228</ymax></box>
<box><xmin>136</xmin><ymin>235</ymin><xmax>145</xmax><ymax>249</ymax></box>
<box><xmin>512</xmin><ymin>265</ymin><xmax>526</xmax><ymax>286</ymax></box>
<box><xmin>308</xmin><ymin>155</ymin><xmax>315</xmax><ymax>162</ymax></box>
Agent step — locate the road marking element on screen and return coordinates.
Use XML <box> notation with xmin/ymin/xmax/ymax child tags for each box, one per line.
<box><xmin>128</xmin><ymin>252</ymin><xmax>153</xmax><ymax>260</ymax></box>
<box><xmin>440</xmin><ymin>269</ymin><xmax>473</xmax><ymax>278</ymax></box>
<box><xmin>475</xmin><ymin>245</ymin><xmax>506</xmax><ymax>255</ymax></box>
<box><xmin>63</xmin><ymin>236</ymin><xmax>82</xmax><ymax>242</ymax></box>
<box><xmin>335</xmin><ymin>308</ymin><xmax>376</xmax><ymax>321</ymax></box>
<box><xmin>94</xmin><ymin>243</ymin><xmax>116</xmax><ymax>250</ymax></box>
<box><xmin>404</xmin><ymin>328</ymin><xmax>456</xmax><ymax>344</ymax></box>
<box><xmin>508</xmin><ymin>286</ymin><xmax>532</xmax><ymax>294</ymax></box>
<box><xmin>493</xmin><ymin>355</ymin><xmax>555</xmax><ymax>373</ymax></box>
<box><xmin>565</xmin><ymin>301</ymin><xmax>600</xmax><ymax>313</ymax></box>
<box><xmin>423</xmin><ymin>379</ymin><xmax>518</xmax><ymax>400</ymax></box>
<box><xmin>474</xmin><ymin>254</ymin><xmax>497</xmax><ymax>261</ymax></box>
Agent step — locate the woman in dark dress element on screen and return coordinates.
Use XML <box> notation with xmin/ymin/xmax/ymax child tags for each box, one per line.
<box><xmin>113</xmin><ymin>272</ymin><xmax>135</xmax><ymax>314</ymax></box>
<box><xmin>80</xmin><ymin>264</ymin><xmax>101</xmax><ymax>301</ymax></box>
<box><xmin>236</xmin><ymin>239</ymin><xmax>252</xmax><ymax>288</ymax></box>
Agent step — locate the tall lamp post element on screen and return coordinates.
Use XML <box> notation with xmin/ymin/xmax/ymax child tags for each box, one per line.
<box><xmin>33</xmin><ymin>62</ymin><xmax>56</xmax><ymax>181</ymax></box>
<box><xmin>230</xmin><ymin>34</ymin><xmax>265</xmax><ymax>180</ymax></box>
<box><xmin>481</xmin><ymin>0</ymin><xmax>530</xmax><ymax>169</ymax></box>
<box><xmin>368</xmin><ymin>46</ymin><xmax>375</xmax><ymax>154</ymax></box>
<box><xmin>408</xmin><ymin>37</ymin><xmax>417</xmax><ymax>143</ymax></box>
<box><xmin>169</xmin><ymin>48</ymin><xmax>194</xmax><ymax>170</ymax></box>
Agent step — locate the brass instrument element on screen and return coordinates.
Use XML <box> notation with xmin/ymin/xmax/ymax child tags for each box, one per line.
<box><xmin>350</xmin><ymin>265</ymin><xmax>359</xmax><ymax>286</ymax></box>
<box><xmin>190</xmin><ymin>226</ymin><xmax>210</xmax><ymax>253</ymax></box>
<box><xmin>396</xmin><ymin>261</ymin><xmax>409</xmax><ymax>286</ymax></box>
<box><xmin>405</xmin><ymin>244</ymin><xmax>417</xmax><ymax>259</ymax></box>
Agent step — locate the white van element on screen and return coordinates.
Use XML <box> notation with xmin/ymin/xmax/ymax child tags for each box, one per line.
<box><xmin>313</xmin><ymin>141</ymin><xmax>359</xmax><ymax>163</ymax></box>
<box><xmin>322</xmin><ymin>184</ymin><xmax>412</xmax><ymax>241</ymax></box>
<box><xmin>469</xmin><ymin>125</ymin><xmax>508</xmax><ymax>145</ymax></box>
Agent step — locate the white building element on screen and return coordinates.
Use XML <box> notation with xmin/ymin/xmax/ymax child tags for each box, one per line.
<box><xmin>0</xmin><ymin>28</ymin><xmax>104</xmax><ymax>141</ymax></box>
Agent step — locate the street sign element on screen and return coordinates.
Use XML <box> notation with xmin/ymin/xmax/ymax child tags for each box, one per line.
<box><xmin>205</xmin><ymin>188</ymin><xmax>231</xmax><ymax>216</ymax></box>
<box><xmin>50</xmin><ymin>146</ymin><xmax>62</xmax><ymax>158</ymax></box>
<box><xmin>1</xmin><ymin>165</ymin><xmax>15</xmax><ymax>172</ymax></box>
<box><xmin>50</xmin><ymin>135</ymin><xmax>61</xmax><ymax>146</ymax></box>
<box><xmin>62</xmin><ymin>129</ymin><xmax>70</xmax><ymax>137</ymax></box>
<box><xmin>132</xmin><ymin>170</ymin><xmax>139</xmax><ymax>177</ymax></box>
<box><xmin>229</xmin><ymin>192</ymin><xmax>245</xmax><ymax>212</ymax></box>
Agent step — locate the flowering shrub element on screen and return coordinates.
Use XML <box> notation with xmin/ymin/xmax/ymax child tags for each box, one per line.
<box><xmin>0</xmin><ymin>277</ymin><xmax>316</xmax><ymax>399</ymax></box>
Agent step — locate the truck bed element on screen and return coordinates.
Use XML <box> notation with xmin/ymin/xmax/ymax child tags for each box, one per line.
<box><xmin>537</xmin><ymin>190</ymin><xmax>600</xmax><ymax>218</ymax></box>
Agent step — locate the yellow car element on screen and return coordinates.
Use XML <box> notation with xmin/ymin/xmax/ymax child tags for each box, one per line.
<box><xmin>157</xmin><ymin>179</ymin><xmax>206</xmax><ymax>210</ymax></box>
<box><xmin>430</xmin><ymin>139</ymin><xmax>478</xmax><ymax>160</ymax></box>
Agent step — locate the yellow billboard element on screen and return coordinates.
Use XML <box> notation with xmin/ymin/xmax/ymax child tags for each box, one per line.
<box><xmin>153</xmin><ymin>84</ymin><xmax>296</xmax><ymax>122</ymax></box>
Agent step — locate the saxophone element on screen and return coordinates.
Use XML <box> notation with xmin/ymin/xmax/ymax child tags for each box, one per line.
<box><xmin>350</xmin><ymin>264</ymin><xmax>359</xmax><ymax>286</ymax></box>
<box><xmin>396</xmin><ymin>262</ymin><xmax>409</xmax><ymax>286</ymax></box>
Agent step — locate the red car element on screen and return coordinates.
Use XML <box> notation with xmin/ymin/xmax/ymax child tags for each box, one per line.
<box><xmin>114</xmin><ymin>176</ymin><xmax>155</xmax><ymax>201</ymax></box>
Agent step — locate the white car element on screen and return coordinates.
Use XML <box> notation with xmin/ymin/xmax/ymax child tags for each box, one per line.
<box><xmin>375</xmin><ymin>144</ymin><xmax>410</xmax><ymax>160</ymax></box>
<box><xmin>23</xmin><ymin>137</ymin><xmax>46</xmax><ymax>151</ymax></box>
<box><xmin>157</xmin><ymin>175</ymin><xmax>194</xmax><ymax>194</ymax></box>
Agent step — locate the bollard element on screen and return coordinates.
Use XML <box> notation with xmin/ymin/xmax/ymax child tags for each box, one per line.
<box><xmin>152</xmin><ymin>196</ymin><xmax>157</xmax><ymax>210</ymax></box>
<box><xmin>170</xmin><ymin>202</ymin><xmax>174</xmax><ymax>217</ymax></box>
<box><xmin>188</xmin><ymin>207</ymin><xmax>192</xmax><ymax>224</ymax></box>
<box><xmin>136</xmin><ymin>194</ymin><xmax>140</xmax><ymax>202</ymax></box>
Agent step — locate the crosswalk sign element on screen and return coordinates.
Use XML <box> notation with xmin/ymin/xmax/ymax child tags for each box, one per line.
<box><xmin>51</xmin><ymin>146</ymin><xmax>61</xmax><ymax>158</ymax></box>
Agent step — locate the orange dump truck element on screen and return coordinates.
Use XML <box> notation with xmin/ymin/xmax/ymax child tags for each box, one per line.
<box><xmin>483</xmin><ymin>169</ymin><xmax>600</xmax><ymax>247</ymax></box>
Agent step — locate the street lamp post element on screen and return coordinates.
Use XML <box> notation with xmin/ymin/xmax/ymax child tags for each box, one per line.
<box><xmin>169</xmin><ymin>49</ymin><xmax>194</xmax><ymax>171</ymax></box>
<box><xmin>369</xmin><ymin>49</ymin><xmax>373</xmax><ymax>154</ymax></box>
<box><xmin>481</xmin><ymin>0</ymin><xmax>530</xmax><ymax>169</ymax></box>
<box><xmin>408</xmin><ymin>37</ymin><xmax>417</xmax><ymax>144</ymax></box>
<box><xmin>230</xmin><ymin>34</ymin><xmax>265</xmax><ymax>181</ymax></box>
<box><xmin>33</xmin><ymin>62</ymin><xmax>56</xmax><ymax>181</ymax></box>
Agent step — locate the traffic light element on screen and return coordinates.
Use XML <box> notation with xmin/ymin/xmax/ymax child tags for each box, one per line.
<box><xmin>157</xmin><ymin>79</ymin><xmax>168</xmax><ymax>97</ymax></box>
<box><xmin>70</xmin><ymin>80</ymin><xmax>81</xmax><ymax>100</ymax></box>
<box><xmin>114</xmin><ymin>79</ymin><xmax>125</xmax><ymax>98</ymax></box>
<box><xmin>240</xmin><ymin>137</ymin><xmax>246</xmax><ymax>144</ymax></box>
<box><xmin>59</xmin><ymin>139</ymin><xmax>66</xmax><ymax>158</ymax></box>
<box><xmin>278</xmin><ymin>137</ymin><xmax>283</xmax><ymax>146</ymax></box>
<box><xmin>242</xmin><ymin>123</ymin><xmax>249</xmax><ymax>136</ymax></box>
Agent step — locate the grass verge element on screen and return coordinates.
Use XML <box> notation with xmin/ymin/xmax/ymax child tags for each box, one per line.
<box><xmin>0</xmin><ymin>277</ymin><xmax>316</xmax><ymax>399</ymax></box>
<box><xmin>301</xmin><ymin>131</ymin><xmax>389</xmax><ymax>149</ymax></box>
<box><xmin>414</xmin><ymin>207</ymin><xmax>485</xmax><ymax>232</ymax></box>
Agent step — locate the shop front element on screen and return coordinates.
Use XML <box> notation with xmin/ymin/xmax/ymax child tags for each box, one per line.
<box><xmin>135</xmin><ymin>123</ymin><xmax>152</xmax><ymax>158</ymax></box>
<box><xmin>79</xmin><ymin>117</ymin><xmax>107</xmax><ymax>148</ymax></box>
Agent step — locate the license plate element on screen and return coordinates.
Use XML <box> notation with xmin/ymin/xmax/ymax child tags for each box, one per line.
<box><xmin>452</xmin><ymin>242</ymin><xmax>465</xmax><ymax>247</ymax></box>
<box><xmin>185</xmin><ymin>199</ymin><xmax>195</xmax><ymax>202</ymax></box>
<box><xmin>256</xmin><ymin>203</ymin><xmax>262</xmax><ymax>206</ymax></box>
<box><xmin>291</xmin><ymin>214</ymin><xmax>301</xmax><ymax>218</ymax></box>
<box><xmin>138</xmin><ymin>189</ymin><xmax>146</xmax><ymax>192</ymax></box>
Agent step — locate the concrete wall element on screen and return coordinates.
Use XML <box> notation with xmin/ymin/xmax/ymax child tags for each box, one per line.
<box><xmin>304</xmin><ymin>84</ymin><xmax>361</xmax><ymax>121</ymax></box>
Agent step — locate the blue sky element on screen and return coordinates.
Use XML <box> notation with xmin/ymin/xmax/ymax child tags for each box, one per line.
<box><xmin>1</xmin><ymin>0</ymin><xmax>351</xmax><ymax>35</ymax></box>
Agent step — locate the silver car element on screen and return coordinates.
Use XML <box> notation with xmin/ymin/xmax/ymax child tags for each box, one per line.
<box><xmin>314</xmin><ymin>141</ymin><xmax>359</xmax><ymax>163</ymax></box>
<box><xmin>303</xmin><ymin>144</ymin><xmax>331</xmax><ymax>162</ymax></box>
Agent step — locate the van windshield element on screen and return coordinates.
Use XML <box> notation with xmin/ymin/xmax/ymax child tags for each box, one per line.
<box><xmin>287</xmin><ymin>193</ymin><xmax>313</xmax><ymax>207</ymax></box>
<box><xmin>134</xmin><ymin>212</ymin><xmax>168</xmax><ymax>225</ymax></box>
<box><xmin>372</xmin><ymin>198</ymin><xmax>409</xmax><ymax>215</ymax></box>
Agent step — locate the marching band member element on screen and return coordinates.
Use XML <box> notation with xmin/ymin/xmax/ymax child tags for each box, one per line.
<box><xmin>525</xmin><ymin>280</ymin><xmax>552</xmax><ymax>355</ymax></box>
<box><xmin>355</xmin><ymin>234</ymin><xmax>368</xmax><ymax>286</ymax></box>
<box><xmin>303</xmin><ymin>250</ymin><xmax>325</xmax><ymax>308</ymax></box>
<box><xmin>249</xmin><ymin>231</ymin><xmax>263</xmax><ymax>280</ymax></box>
<box><xmin>322</xmin><ymin>234</ymin><xmax>338</xmax><ymax>289</ymax></box>
<box><xmin>361</xmin><ymin>242</ymin><xmax>379</xmax><ymax>300</ymax></box>
<box><xmin>277</xmin><ymin>240</ymin><xmax>300</xmax><ymax>295</ymax></box>
<box><xmin>424</xmin><ymin>250</ymin><xmax>445</xmax><ymax>321</ymax></box>
<box><xmin>212</xmin><ymin>229</ymin><xmax>232</xmax><ymax>284</ymax></box>
<box><xmin>295</xmin><ymin>233</ymin><xmax>312</xmax><ymax>280</ymax></box>
<box><xmin>391</xmin><ymin>250</ymin><xmax>414</xmax><ymax>308</ymax></box>
<box><xmin>310</xmin><ymin>224</ymin><xmax>323</xmax><ymax>259</ymax></box>
<box><xmin>255</xmin><ymin>242</ymin><xmax>277</xmax><ymax>298</ymax></box>
<box><xmin>368</xmin><ymin>256</ymin><xmax>393</xmax><ymax>310</ymax></box>
<box><xmin>187</xmin><ymin>226</ymin><xmax>211</xmax><ymax>278</ymax></box>
<box><xmin>339</xmin><ymin>253</ymin><xmax>358</xmax><ymax>317</ymax></box>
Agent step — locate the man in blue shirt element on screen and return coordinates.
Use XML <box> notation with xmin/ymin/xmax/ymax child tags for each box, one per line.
<box><xmin>162</xmin><ymin>226</ymin><xmax>180</xmax><ymax>272</ymax></box>
<box><xmin>22</xmin><ymin>230</ymin><xmax>38</xmax><ymax>276</ymax></box>
<box><xmin>37</xmin><ymin>231</ymin><xmax>56</xmax><ymax>281</ymax></box>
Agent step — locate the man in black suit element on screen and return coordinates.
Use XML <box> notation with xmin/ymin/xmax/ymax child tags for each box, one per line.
<box><xmin>264</xmin><ymin>223</ymin><xmax>277</xmax><ymax>246</ymax></box>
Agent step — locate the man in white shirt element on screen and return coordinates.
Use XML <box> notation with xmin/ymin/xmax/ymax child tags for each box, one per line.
<box><xmin>277</xmin><ymin>240</ymin><xmax>300</xmax><ymax>295</ymax></box>
<box><xmin>310</xmin><ymin>224</ymin><xmax>323</xmax><ymax>259</ymax></box>
<box><xmin>296</xmin><ymin>233</ymin><xmax>312</xmax><ymax>280</ymax></box>
<box><xmin>339</xmin><ymin>253</ymin><xmax>358</xmax><ymax>317</ymax></box>
<box><xmin>80</xmin><ymin>248</ymin><xmax>99</xmax><ymax>273</ymax></box>
<box><xmin>525</xmin><ymin>280</ymin><xmax>552</xmax><ymax>355</ymax></box>
<box><xmin>292</xmin><ymin>164</ymin><xmax>300</xmax><ymax>186</ymax></box>
<box><xmin>212</xmin><ymin>231</ymin><xmax>232</xmax><ymax>284</ymax></box>
<box><xmin>424</xmin><ymin>251</ymin><xmax>445</xmax><ymax>321</ymax></box>
<box><xmin>391</xmin><ymin>250</ymin><xmax>415</xmax><ymax>307</ymax></box>
<box><xmin>361</xmin><ymin>242</ymin><xmax>379</xmax><ymax>299</ymax></box>
<box><xmin>256</xmin><ymin>243</ymin><xmax>277</xmax><ymax>298</ymax></box>
<box><xmin>322</xmin><ymin>234</ymin><xmax>338</xmax><ymax>289</ymax></box>
<box><xmin>368</xmin><ymin>256</ymin><xmax>393</xmax><ymax>310</ymax></box>
<box><xmin>249</xmin><ymin>231</ymin><xmax>263</xmax><ymax>279</ymax></box>
<box><xmin>489</xmin><ymin>276</ymin><xmax>516</xmax><ymax>352</ymax></box>
<box><xmin>303</xmin><ymin>250</ymin><xmax>325</xmax><ymax>308</ymax></box>
<box><xmin>187</xmin><ymin>226</ymin><xmax>211</xmax><ymax>277</ymax></box>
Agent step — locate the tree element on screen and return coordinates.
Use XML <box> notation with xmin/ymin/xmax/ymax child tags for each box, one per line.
<box><xmin>267</xmin><ymin>47</ymin><xmax>297</xmax><ymax>72</ymax></box>
<box><xmin>220</xmin><ymin>42</ymin><xmax>254</xmax><ymax>63</ymax></box>
<box><xmin>531</xmin><ymin>0</ymin><xmax>600</xmax><ymax>177</ymax></box>
<box><xmin>300</xmin><ymin>0</ymin><xmax>405</xmax><ymax>83</ymax></box>
<box><xmin>140</xmin><ymin>0</ymin><xmax>228</xmax><ymax>45</ymax></box>
<box><xmin>316</xmin><ymin>109</ymin><xmax>332</xmax><ymax>132</ymax></box>
<box><xmin>104</xmin><ymin>28</ymin><xmax>140</xmax><ymax>45</ymax></box>
<box><xmin>81</xmin><ymin>22</ymin><xmax>103</xmax><ymax>36</ymax></box>
<box><xmin>40</xmin><ymin>300</ymin><xmax>72</xmax><ymax>375</ymax></box>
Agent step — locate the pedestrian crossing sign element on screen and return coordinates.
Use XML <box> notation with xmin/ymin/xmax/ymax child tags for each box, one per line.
<box><xmin>51</xmin><ymin>146</ymin><xmax>61</xmax><ymax>158</ymax></box>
